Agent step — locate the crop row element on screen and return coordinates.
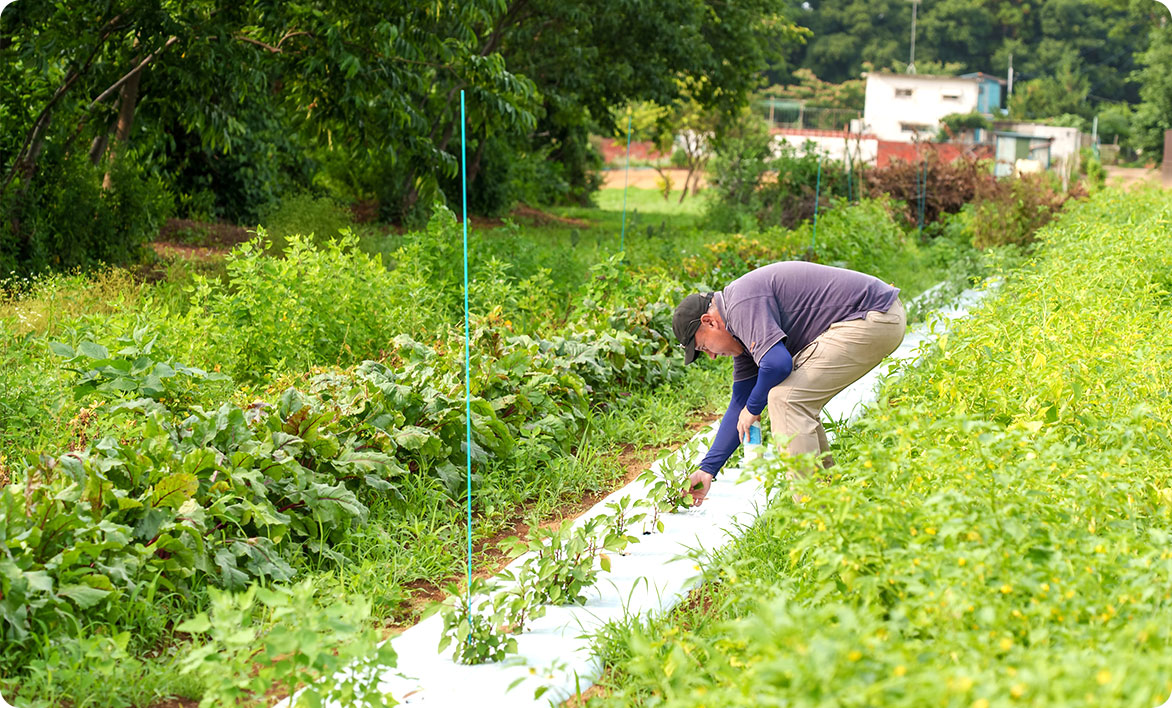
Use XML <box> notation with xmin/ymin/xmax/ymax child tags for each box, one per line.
<box><xmin>592</xmin><ymin>188</ymin><xmax>1172</xmax><ymax>706</ymax></box>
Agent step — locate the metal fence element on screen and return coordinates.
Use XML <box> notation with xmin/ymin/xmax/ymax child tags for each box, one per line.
<box><xmin>758</xmin><ymin>100</ymin><xmax>861</xmax><ymax>132</ymax></box>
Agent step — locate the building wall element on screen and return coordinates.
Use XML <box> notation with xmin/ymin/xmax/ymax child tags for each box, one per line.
<box><xmin>863</xmin><ymin>74</ymin><xmax>982</xmax><ymax>143</ymax></box>
<box><xmin>772</xmin><ymin>129</ymin><xmax>878</xmax><ymax>165</ymax></box>
<box><xmin>875</xmin><ymin>141</ymin><xmax>993</xmax><ymax>168</ymax></box>
<box><xmin>1001</xmin><ymin>123</ymin><xmax>1081</xmax><ymax>163</ymax></box>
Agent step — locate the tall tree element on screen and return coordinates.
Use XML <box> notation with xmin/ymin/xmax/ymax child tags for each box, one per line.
<box><xmin>1132</xmin><ymin>21</ymin><xmax>1172</xmax><ymax>161</ymax></box>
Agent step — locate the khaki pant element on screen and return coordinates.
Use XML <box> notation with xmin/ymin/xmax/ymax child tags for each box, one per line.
<box><xmin>767</xmin><ymin>298</ymin><xmax>906</xmax><ymax>474</ymax></box>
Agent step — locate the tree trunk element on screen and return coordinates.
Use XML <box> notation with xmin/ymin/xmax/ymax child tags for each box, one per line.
<box><xmin>101</xmin><ymin>65</ymin><xmax>141</xmax><ymax>190</ymax></box>
<box><xmin>466</xmin><ymin>138</ymin><xmax>488</xmax><ymax>188</ymax></box>
<box><xmin>88</xmin><ymin>120</ymin><xmax>112</xmax><ymax>164</ymax></box>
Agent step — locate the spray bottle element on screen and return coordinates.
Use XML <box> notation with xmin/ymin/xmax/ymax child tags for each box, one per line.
<box><xmin>743</xmin><ymin>421</ymin><xmax>763</xmax><ymax>462</ymax></box>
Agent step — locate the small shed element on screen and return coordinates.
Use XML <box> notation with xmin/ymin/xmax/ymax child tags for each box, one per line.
<box><xmin>993</xmin><ymin>131</ymin><xmax>1053</xmax><ymax>177</ymax></box>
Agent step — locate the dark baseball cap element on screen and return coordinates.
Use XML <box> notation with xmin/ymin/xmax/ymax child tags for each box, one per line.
<box><xmin>672</xmin><ymin>292</ymin><xmax>714</xmax><ymax>364</ymax></box>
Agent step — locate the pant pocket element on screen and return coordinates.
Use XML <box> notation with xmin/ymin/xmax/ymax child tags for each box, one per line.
<box><xmin>865</xmin><ymin>310</ymin><xmax>903</xmax><ymax>325</ymax></box>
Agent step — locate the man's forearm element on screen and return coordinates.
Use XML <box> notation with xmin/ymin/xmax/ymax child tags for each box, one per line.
<box><xmin>698</xmin><ymin>378</ymin><xmax>755</xmax><ymax>476</ymax></box>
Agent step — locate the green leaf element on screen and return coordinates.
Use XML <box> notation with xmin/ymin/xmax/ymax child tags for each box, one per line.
<box><xmin>77</xmin><ymin>341</ymin><xmax>110</xmax><ymax>360</ymax></box>
<box><xmin>176</xmin><ymin>613</ymin><xmax>212</xmax><ymax>634</ymax></box>
<box><xmin>152</xmin><ymin>473</ymin><xmax>199</xmax><ymax>509</ymax></box>
<box><xmin>58</xmin><ymin>584</ymin><xmax>110</xmax><ymax>609</ymax></box>
<box><xmin>48</xmin><ymin>341</ymin><xmax>75</xmax><ymax>358</ymax></box>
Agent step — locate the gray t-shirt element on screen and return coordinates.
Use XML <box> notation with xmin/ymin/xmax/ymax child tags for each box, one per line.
<box><xmin>716</xmin><ymin>261</ymin><xmax>899</xmax><ymax>381</ymax></box>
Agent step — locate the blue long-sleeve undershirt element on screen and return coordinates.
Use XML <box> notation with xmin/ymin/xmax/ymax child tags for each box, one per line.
<box><xmin>745</xmin><ymin>343</ymin><xmax>793</xmax><ymax>415</ymax></box>
<box><xmin>698</xmin><ymin>344</ymin><xmax>794</xmax><ymax>477</ymax></box>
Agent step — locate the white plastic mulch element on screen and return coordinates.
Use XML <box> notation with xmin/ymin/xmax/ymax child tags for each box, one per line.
<box><xmin>277</xmin><ymin>285</ymin><xmax>994</xmax><ymax>708</ymax></box>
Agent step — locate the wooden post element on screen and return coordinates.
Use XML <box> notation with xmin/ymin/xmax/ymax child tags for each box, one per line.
<box><xmin>1163</xmin><ymin>130</ymin><xmax>1172</xmax><ymax>187</ymax></box>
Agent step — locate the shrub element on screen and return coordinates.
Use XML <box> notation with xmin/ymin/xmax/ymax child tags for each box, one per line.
<box><xmin>0</xmin><ymin>150</ymin><xmax>173</xmax><ymax>276</ymax></box>
<box><xmin>970</xmin><ymin>173</ymin><xmax>1083</xmax><ymax>250</ymax></box>
<box><xmin>704</xmin><ymin>130</ymin><xmax>851</xmax><ymax>232</ymax></box>
<box><xmin>256</xmin><ymin>192</ymin><xmax>356</xmax><ymax>251</ymax></box>
<box><xmin>186</xmin><ymin>230</ymin><xmax>416</xmax><ymax>382</ymax></box>
<box><xmin>864</xmin><ymin>152</ymin><xmax>991</xmax><ymax>228</ymax></box>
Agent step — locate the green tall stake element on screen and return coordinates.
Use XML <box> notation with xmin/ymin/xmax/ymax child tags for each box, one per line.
<box><xmin>460</xmin><ymin>91</ymin><xmax>472</xmax><ymax>634</ymax></box>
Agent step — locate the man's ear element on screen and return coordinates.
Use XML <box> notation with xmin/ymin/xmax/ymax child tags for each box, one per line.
<box><xmin>699</xmin><ymin>313</ymin><xmax>715</xmax><ymax>327</ymax></box>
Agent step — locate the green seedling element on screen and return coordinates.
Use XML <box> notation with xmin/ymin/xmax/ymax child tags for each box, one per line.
<box><xmin>598</xmin><ymin>495</ymin><xmax>649</xmax><ymax>552</ymax></box>
<box><xmin>438</xmin><ymin>578</ymin><xmax>517</xmax><ymax>665</ymax></box>
<box><xmin>638</xmin><ymin>441</ymin><xmax>703</xmax><ymax>532</ymax></box>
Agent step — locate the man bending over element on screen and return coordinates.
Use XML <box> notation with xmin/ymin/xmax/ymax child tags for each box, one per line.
<box><xmin>672</xmin><ymin>261</ymin><xmax>906</xmax><ymax>505</ymax></box>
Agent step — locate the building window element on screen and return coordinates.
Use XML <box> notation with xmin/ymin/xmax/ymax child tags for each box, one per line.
<box><xmin>895</xmin><ymin>88</ymin><xmax>914</xmax><ymax>98</ymax></box>
<box><xmin>942</xmin><ymin>93</ymin><xmax>961</xmax><ymax>101</ymax></box>
<box><xmin>900</xmin><ymin>122</ymin><xmax>930</xmax><ymax>133</ymax></box>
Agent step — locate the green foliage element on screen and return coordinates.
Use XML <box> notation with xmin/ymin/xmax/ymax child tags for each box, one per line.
<box><xmin>1011</xmin><ymin>62</ymin><xmax>1091</xmax><ymax>123</ymax></box>
<box><xmin>1132</xmin><ymin>24</ymin><xmax>1172</xmax><ymax>163</ymax></box>
<box><xmin>970</xmin><ymin>174</ymin><xmax>1078</xmax><ymax>250</ymax></box>
<box><xmin>591</xmin><ymin>187</ymin><xmax>1172</xmax><ymax>708</ymax></box>
<box><xmin>177</xmin><ymin>581</ymin><xmax>397</xmax><ymax>707</ymax></box>
<box><xmin>50</xmin><ymin>326</ymin><xmax>230</xmax><ymax>407</ymax></box>
<box><xmin>762</xmin><ymin>68</ymin><xmax>863</xmax><ymax>111</ymax></box>
<box><xmin>936</xmin><ymin>112</ymin><xmax>993</xmax><ymax>142</ymax></box>
<box><xmin>438</xmin><ymin>579</ymin><xmax>518</xmax><ymax>665</ymax></box>
<box><xmin>705</xmin><ymin>125</ymin><xmax>853</xmax><ymax>232</ymax></box>
<box><xmin>0</xmin><ymin>151</ymin><xmax>173</xmax><ymax>275</ymax></box>
<box><xmin>1095</xmin><ymin>103</ymin><xmax>1133</xmax><ymax>149</ymax></box>
<box><xmin>257</xmin><ymin>192</ymin><xmax>360</xmax><ymax>250</ymax></box>
<box><xmin>638</xmin><ymin>440</ymin><xmax>704</xmax><ymax>528</ymax></box>
<box><xmin>187</xmin><ymin>230</ymin><xmax>409</xmax><ymax>382</ymax></box>
<box><xmin>1079</xmin><ymin>148</ymin><xmax>1106</xmax><ymax>190</ymax></box>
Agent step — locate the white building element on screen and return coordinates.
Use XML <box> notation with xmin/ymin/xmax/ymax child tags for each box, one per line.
<box><xmin>862</xmin><ymin>73</ymin><xmax>993</xmax><ymax>143</ymax></box>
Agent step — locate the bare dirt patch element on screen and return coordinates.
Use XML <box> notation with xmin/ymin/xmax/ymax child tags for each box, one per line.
<box><xmin>158</xmin><ymin>218</ymin><xmax>252</xmax><ymax>249</ymax></box>
<box><xmin>510</xmin><ymin>203</ymin><xmax>592</xmax><ymax>228</ymax></box>
<box><xmin>600</xmin><ymin>167</ymin><xmax>707</xmax><ymax>191</ymax></box>
<box><xmin>1105</xmin><ymin>166</ymin><xmax>1163</xmax><ymax>190</ymax></box>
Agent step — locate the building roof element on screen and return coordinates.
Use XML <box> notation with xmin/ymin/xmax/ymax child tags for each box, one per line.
<box><xmin>960</xmin><ymin>72</ymin><xmax>1008</xmax><ymax>85</ymax></box>
<box><xmin>993</xmin><ymin>131</ymin><xmax>1054</xmax><ymax>141</ymax></box>
<box><xmin>866</xmin><ymin>72</ymin><xmax>982</xmax><ymax>83</ymax></box>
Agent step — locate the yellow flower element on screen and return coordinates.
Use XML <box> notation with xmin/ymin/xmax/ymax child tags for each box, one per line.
<box><xmin>848</xmin><ymin>650</ymin><xmax>863</xmax><ymax>662</ymax></box>
<box><xmin>1010</xmin><ymin>684</ymin><xmax>1025</xmax><ymax>698</ymax></box>
<box><xmin>894</xmin><ymin>665</ymin><xmax>907</xmax><ymax>677</ymax></box>
<box><xmin>999</xmin><ymin>637</ymin><xmax>1013</xmax><ymax>651</ymax></box>
<box><xmin>972</xmin><ymin>699</ymin><xmax>990</xmax><ymax>708</ymax></box>
<box><xmin>1096</xmin><ymin>669</ymin><xmax>1112</xmax><ymax>685</ymax></box>
<box><xmin>958</xmin><ymin>557</ymin><xmax>967</xmax><ymax>566</ymax></box>
<box><xmin>926</xmin><ymin>527</ymin><xmax>937</xmax><ymax>535</ymax></box>
<box><xmin>1000</xmin><ymin>584</ymin><xmax>1013</xmax><ymax>594</ymax></box>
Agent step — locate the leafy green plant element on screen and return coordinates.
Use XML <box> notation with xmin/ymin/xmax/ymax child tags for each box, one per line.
<box><xmin>438</xmin><ymin>579</ymin><xmax>517</xmax><ymax>665</ymax></box>
<box><xmin>50</xmin><ymin>326</ymin><xmax>229</xmax><ymax>407</ymax></box>
<box><xmin>598</xmin><ymin>495</ymin><xmax>649</xmax><ymax>552</ymax></box>
<box><xmin>177</xmin><ymin>581</ymin><xmax>396</xmax><ymax>707</ymax></box>
<box><xmin>512</xmin><ymin>517</ymin><xmax>619</xmax><ymax>607</ymax></box>
<box><xmin>638</xmin><ymin>442</ymin><xmax>700</xmax><ymax>531</ymax></box>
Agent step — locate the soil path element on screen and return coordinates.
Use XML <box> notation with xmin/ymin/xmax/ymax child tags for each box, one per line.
<box><xmin>1104</xmin><ymin>165</ymin><xmax>1164</xmax><ymax>190</ymax></box>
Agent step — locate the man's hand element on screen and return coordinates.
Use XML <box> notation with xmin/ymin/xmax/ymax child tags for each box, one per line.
<box><xmin>736</xmin><ymin>407</ymin><xmax>761</xmax><ymax>442</ymax></box>
<box><xmin>686</xmin><ymin>469</ymin><xmax>714</xmax><ymax>507</ymax></box>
